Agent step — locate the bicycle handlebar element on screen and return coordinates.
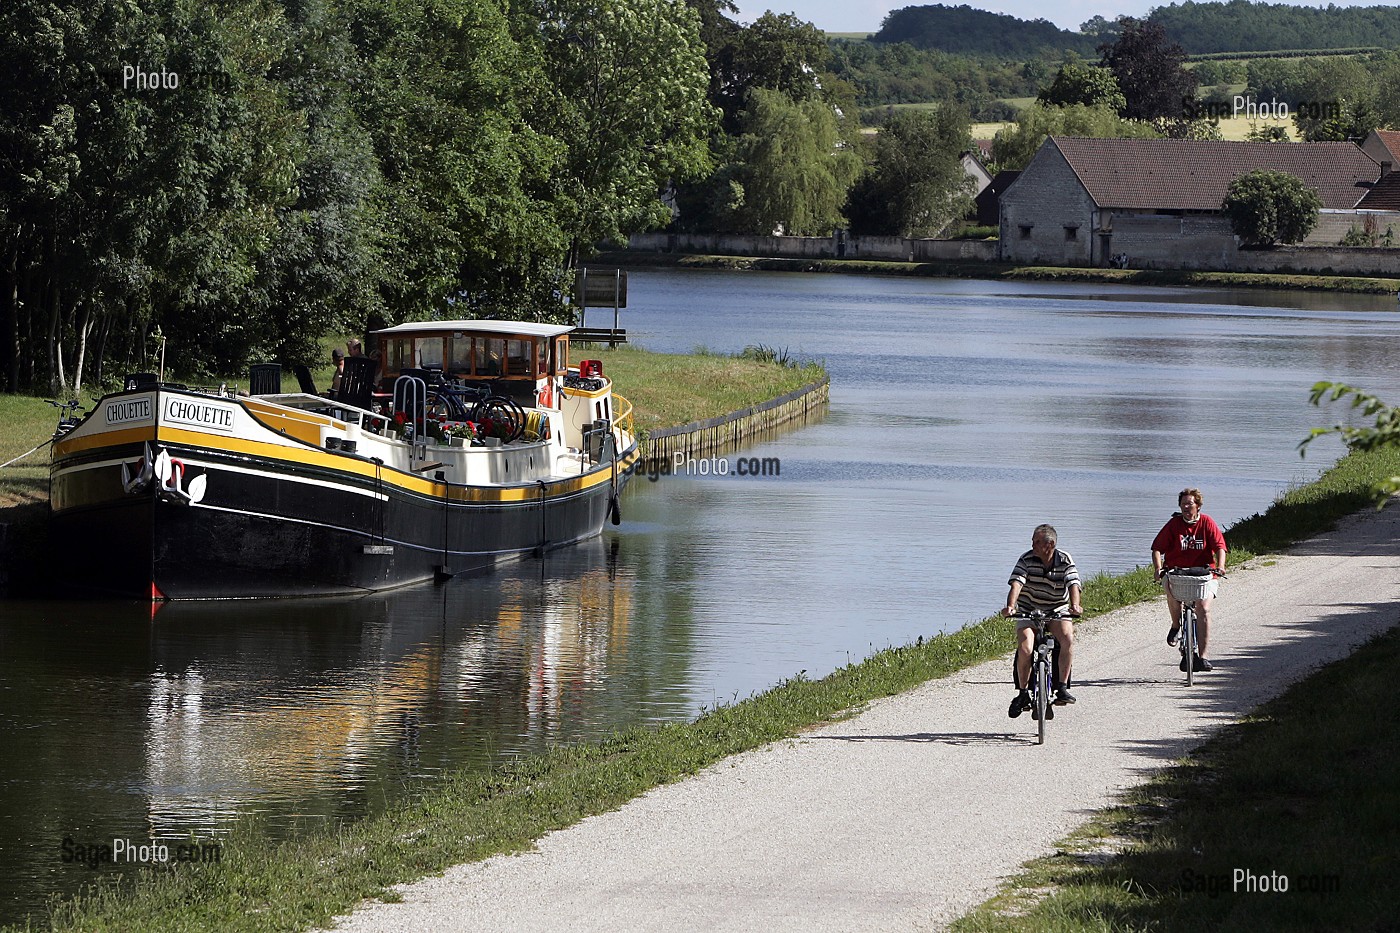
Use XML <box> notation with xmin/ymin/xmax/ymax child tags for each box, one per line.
<box><xmin>1159</xmin><ymin>566</ymin><xmax>1226</xmax><ymax>580</ymax></box>
<box><xmin>1008</xmin><ymin>610</ymin><xmax>1079</xmax><ymax>622</ymax></box>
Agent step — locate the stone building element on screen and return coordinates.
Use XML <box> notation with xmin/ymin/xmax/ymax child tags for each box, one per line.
<box><xmin>999</xmin><ymin>137</ymin><xmax>1391</xmax><ymax>269</ymax></box>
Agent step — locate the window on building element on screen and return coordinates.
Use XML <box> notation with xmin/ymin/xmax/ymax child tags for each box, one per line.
<box><xmin>1019</xmin><ymin>225</ymin><xmax>1032</xmax><ymax>239</ymax></box>
<box><xmin>1064</xmin><ymin>226</ymin><xmax>1078</xmax><ymax>241</ymax></box>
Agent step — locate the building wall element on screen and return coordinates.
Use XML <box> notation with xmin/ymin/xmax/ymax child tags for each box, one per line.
<box><xmin>1309</xmin><ymin>210</ymin><xmax>1400</xmax><ymax>245</ymax></box>
<box><xmin>1360</xmin><ymin>134</ymin><xmax>1396</xmax><ymax>170</ymax></box>
<box><xmin>1109</xmin><ymin>210</ymin><xmax>1400</xmax><ymax>270</ymax></box>
<box><xmin>998</xmin><ymin>142</ymin><xmax>1097</xmax><ymax>265</ymax></box>
<box><xmin>1231</xmin><ymin>245</ymin><xmax>1400</xmax><ymax>276</ymax></box>
<box><xmin>626</xmin><ymin>233</ymin><xmax>997</xmax><ymax>262</ymax></box>
<box><xmin>1103</xmin><ymin>212</ymin><xmax>1236</xmax><ymax>269</ymax></box>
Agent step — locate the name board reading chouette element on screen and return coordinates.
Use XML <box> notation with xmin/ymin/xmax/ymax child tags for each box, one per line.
<box><xmin>164</xmin><ymin>398</ymin><xmax>236</xmax><ymax>433</ymax></box>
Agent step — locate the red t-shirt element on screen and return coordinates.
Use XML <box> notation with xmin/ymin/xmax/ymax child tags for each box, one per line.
<box><xmin>1152</xmin><ymin>513</ymin><xmax>1227</xmax><ymax>569</ymax></box>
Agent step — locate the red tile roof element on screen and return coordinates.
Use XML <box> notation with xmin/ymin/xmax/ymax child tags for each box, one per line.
<box><xmin>1357</xmin><ymin>170</ymin><xmax>1400</xmax><ymax>211</ymax></box>
<box><xmin>1049</xmin><ymin>137</ymin><xmax>1378</xmax><ymax>211</ymax></box>
<box><xmin>1368</xmin><ymin>129</ymin><xmax>1400</xmax><ymax>163</ymax></box>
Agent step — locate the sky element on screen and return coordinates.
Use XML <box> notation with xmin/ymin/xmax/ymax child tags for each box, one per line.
<box><xmin>733</xmin><ymin>1</ymin><xmax>1395</xmax><ymax>35</ymax></box>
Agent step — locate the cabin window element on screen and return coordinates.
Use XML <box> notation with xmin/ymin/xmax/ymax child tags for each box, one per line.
<box><xmin>555</xmin><ymin>337</ymin><xmax>568</xmax><ymax>374</ymax></box>
<box><xmin>480</xmin><ymin>337</ymin><xmax>504</xmax><ymax>376</ymax></box>
<box><xmin>535</xmin><ymin>340</ymin><xmax>547</xmax><ymax>377</ymax></box>
<box><xmin>506</xmin><ymin>339</ymin><xmax>531</xmax><ymax>377</ymax></box>
<box><xmin>449</xmin><ymin>334</ymin><xmax>472</xmax><ymax>376</ymax></box>
<box><xmin>416</xmin><ymin>336</ymin><xmax>445</xmax><ymax>370</ymax></box>
<box><xmin>1064</xmin><ymin>226</ymin><xmax>1078</xmax><ymax>241</ymax></box>
<box><xmin>1019</xmin><ymin>225</ymin><xmax>1032</xmax><ymax>239</ymax></box>
<box><xmin>384</xmin><ymin>338</ymin><xmax>409</xmax><ymax>374</ymax></box>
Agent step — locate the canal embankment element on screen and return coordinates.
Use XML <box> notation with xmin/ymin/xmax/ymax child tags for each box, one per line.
<box><xmin>29</xmin><ymin>443</ymin><xmax>1400</xmax><ymax>933</ymax></box>
<box><xmin>637</xmin><ymin>375</ymin><xmax>828</xmax><ymax>468</ymax></box>
<box><xmin>597</xmin><ymin>248</ymin><xmax>1400</xmax><ymax>295</ymax></box>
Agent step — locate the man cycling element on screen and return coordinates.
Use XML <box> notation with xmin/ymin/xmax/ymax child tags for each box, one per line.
<box><xmin>1003</xmin><ymin>523</ymin><xmax>1083</xmax><ymax>717</ymax></box>
<box><xmin>1151</xmin><ymin>487</ymin><xmax>1227</xmax><ymax>672</ymax></box>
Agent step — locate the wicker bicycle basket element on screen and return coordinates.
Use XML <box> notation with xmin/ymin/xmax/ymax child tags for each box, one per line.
<box><xmin>1167</xmin><ymin>572</ymin><xmax>1214</xmax><ymax>602</ymax></box>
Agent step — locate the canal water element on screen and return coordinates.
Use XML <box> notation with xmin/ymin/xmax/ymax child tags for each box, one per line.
<box><xmin>3</xmin><ymin>270</ymin><xmax>1399</xmax><ymax>922</ymax></box>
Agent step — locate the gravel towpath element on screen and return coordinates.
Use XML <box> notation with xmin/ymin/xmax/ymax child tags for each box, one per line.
<box><xmin>330</xmin><ymin>504</ymin><xmax>1400</xmax><ymax>932</ymax></box>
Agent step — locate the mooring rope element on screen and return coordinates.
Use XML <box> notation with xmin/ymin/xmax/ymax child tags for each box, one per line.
<box><xmin>0</xmin><ymin>439</ymin><xmax>52</xmax><ymax>469</ymax></box>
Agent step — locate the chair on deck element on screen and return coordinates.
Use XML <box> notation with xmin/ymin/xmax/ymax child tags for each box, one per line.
<box><xmin>292</xmin><ymin>364</ymin><xmax>318</xmax><ymax>396</ymax></box>
<box><xmin>249</xmin><ymin>363</ymin><xmax>282</xmax><ymax>396</ymax></box>
<box><xmin>338</xmin><ymin>356</ymin><xmax>379</xmax><ymax>411</ymax></box>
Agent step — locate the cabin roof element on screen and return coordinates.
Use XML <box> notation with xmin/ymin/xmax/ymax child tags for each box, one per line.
<box><xmin>373</xmin><ymin>320</ymin><xmax>575</xmax><ymax>338</ymax></box>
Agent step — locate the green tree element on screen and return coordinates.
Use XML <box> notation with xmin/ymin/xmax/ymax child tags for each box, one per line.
<box><xmin>531</xmin><ymin>0</ymin><xmax>716</xmax><ymax>268</ymax></box>
<box><xmin>1101</xmin><ymin>18</ymin><xmax>1197</xmax><ymax>121</ymax></box>
<box><xmin>1221</xmin><ymin>170</ymin><xmax>1322</xmax><ymax>247</ymax></box>
<box><xmin>845</xmin><ymin>108</ymin><xmax>973</xmax><ymax>237</ymax></box>
<box><xmin>1245</xmin><ymin>124</ymin><xmax>1292</xmax><ymax>142</ymax></box>
<box><xmin>1079</xmin><ymin>15</ymin><xmax>1121</xmax><ymax>42</ymax></box>
<box><xmin>256</xmin><ymin>0</ymin><xmax>384</xmax><ymax>364</ymax></box>
<box><xmin>1038</xmin><ymin>62</ymin><xmax>1125</xmax><ymax>112</ymax></box>
<box><xmin>349</xmin><ymin>0</ymin><xmax>565</xmax><ymax>320</ymax></box>
<box><xmin>1288</xmin><ymin>57</ymin><xmax>1378</xmax><ymax>141</ymax></box>
<box><xmin>990</xmin><ymin>103</ymin><xmax>1160</xmax><ymax>171</ymax></box>
<box><xmin>729</xmin><ymin>88</ymin><xmax>861</xmax><ymax>235</ymax></box>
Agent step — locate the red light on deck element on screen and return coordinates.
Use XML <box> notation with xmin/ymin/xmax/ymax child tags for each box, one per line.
<box><xmin>150</xmin><ymin>582</ymin><xmax>167</xmax><ymax>602</ymax></box>
<box><xmin>579</xmin><ymin>359</ymin><xmax>603</xmax><ymax>378</ymax></box>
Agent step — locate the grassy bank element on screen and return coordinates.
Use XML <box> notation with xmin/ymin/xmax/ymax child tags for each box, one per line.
<box><xmin>27</xmin><ymin>443</ymin><xmax>1400</xmax><ymax>933</ymax></box>
<box><xmin>953</xmin><ymin>619</ymin><xmax>1400</xmax><ymax>933</ymax></box>
<box><xmin>0</xmin><ymin>395</ymin><xmax>63</xmax><ymax>506</ymax></box>
<box><xmin>597</xmin><ymin>250</ymin><xmax>1400</xmax><ymax>296</ymax></box>
<box><xmin>579</xmin><ymin>343</ymin><xmax>824</xmax><ymax>439</ymax></box>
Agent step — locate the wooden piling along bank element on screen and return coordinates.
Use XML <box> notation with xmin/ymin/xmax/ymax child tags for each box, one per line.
<box><xmin>638</xmin><ymin>376</ymin><xmax>829</xmax><ymax>469</ymax></box>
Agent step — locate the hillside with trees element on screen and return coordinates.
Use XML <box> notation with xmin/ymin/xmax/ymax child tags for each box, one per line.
<box><xmin>826</xmin><ymin>40</ymin><xmax>1041</xmax><ymax>115</ymax></box>
<box><xmin>871</xmin><ymin>4</ymin><xmax>1097</xmax><ymax>58</ymax></box>
<box><xmin>1150</xmin><ymin>1</ymin><xmax>1400</xmax><ymax>54</ymax></box>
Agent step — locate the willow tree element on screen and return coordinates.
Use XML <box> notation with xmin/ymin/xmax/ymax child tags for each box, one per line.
<box><xmin>729</xmin><ymin>88</ymin><xmax>861</xmax><ymax>236</ymax></box>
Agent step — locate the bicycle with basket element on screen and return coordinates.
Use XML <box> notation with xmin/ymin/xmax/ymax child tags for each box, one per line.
<box><xmin>1163</xmin><ymin>567</ymin><xmax>1224</xmax><ymax>686</ymax></box>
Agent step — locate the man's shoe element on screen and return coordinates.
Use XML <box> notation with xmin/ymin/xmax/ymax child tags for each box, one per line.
<box><xmin>1008</xmin><ymin>693</ymin><xmax>1030</xmax><ymax>718</ymax></box>
<box><xmin>1180</xmin><ymin>653</ymin><xmax>1190</xmax><ymax>672</ymax></box>
<box><xmin>1054</xmin><ymin>686</ymin><xmax>1076</xmax><ymax>705</ymax></box>
<box><xmin>1193</xmin><ymin>655</ymin><xmax>1213</xmax><ymax>672</ymax></box>
<box><xmin>1166</xmin><ymin>625</ymin><xmax>1180</xmax><ymax>647</ymax></box>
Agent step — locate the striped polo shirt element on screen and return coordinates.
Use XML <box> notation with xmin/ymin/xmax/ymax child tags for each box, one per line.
<box><xmin>1009</xmin><ymin>549</ymin><xmax>1081</xmax><ymax>613</ymax></box>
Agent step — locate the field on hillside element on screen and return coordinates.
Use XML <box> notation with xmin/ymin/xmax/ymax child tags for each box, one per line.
<box><xmin>969</xmin><ymin>114</ymin><xmax>1297</xmax><ymax>143</ymax></box>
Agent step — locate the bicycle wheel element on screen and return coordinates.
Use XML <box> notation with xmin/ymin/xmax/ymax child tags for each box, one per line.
<box><xmin>1183</xmin><ymin>605</ymin><xmax>1196</xmax><ymax>686</ymax></box>
<box><xmin>1034</xmin><ymin>655</ymin><xmax>1049</xmax><ymax>745</ymax></box>
<box><xmin>425</xmin><ymin>392</ymin><xmax>464</xmax><ymax>422</ymax></box>
<box><xmin>471</xmin><ymin>395</ymin><xmax>525</xmax><ymax>443</ymax></box>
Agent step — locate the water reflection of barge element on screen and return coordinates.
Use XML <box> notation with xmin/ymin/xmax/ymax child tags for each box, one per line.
<box><xmin>49</xmin><ymin>321</ymin><xmax>638</xmax><ymax>599</ymax></box>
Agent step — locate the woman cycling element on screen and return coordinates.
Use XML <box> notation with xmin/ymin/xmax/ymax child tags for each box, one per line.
<box><xmin>1151</xmin><ymin>487</ymin><xmax>1227</xmax><ymax>672</ymax></box>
